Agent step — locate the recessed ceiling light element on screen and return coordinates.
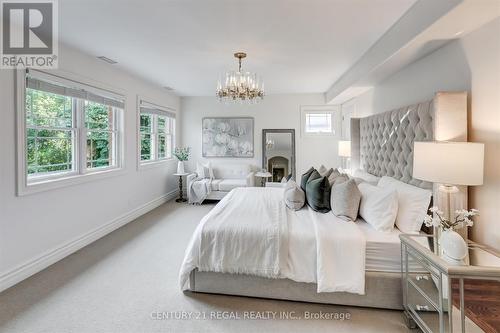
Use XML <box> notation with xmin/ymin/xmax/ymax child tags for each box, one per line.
<box><xmin>97</xmin><ymin>56</ymin><xmax>118</xmax><ymax>64</ymax></box>
<box><xmin>163</xmin><ymin>86</ymin><xmax>174</xmax><ymax>91</ymax></box>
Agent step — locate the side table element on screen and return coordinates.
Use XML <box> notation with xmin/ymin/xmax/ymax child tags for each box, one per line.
<box><xmin>173</xmin><ymin>173</ymin><xmax>189</xmax><ymax>202</ymax></box>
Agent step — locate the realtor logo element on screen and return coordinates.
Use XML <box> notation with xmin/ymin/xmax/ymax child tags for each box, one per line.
<box><xmin>1</xmin><ymin>0</ymin><xmax>58</xmax><ymax>68</ymax></box>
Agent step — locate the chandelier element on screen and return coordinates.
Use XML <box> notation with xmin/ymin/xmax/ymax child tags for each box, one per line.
<box><xmin>216</xmin><ymin>52</ymin><xmax>264</xmax><ymax>103</ymax></box>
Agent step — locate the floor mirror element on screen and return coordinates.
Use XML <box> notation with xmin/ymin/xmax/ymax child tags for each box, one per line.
<box><xmin>262</xmin><ymin>129</ymin><xmax>296</xmax><ymax>183</ymax></box>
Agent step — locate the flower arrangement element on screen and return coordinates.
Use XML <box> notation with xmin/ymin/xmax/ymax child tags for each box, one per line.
<box><xmin>173</xmin><ymin>147</ymin><xmax>191</xmax><ymax>161</ymax></box>
<box><xmin>423</xmin><ymin>207</ymin><xmax>479</xmax><ymax>231</ymax></box>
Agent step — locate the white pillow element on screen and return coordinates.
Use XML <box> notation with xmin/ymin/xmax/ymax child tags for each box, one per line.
<box><xmin>353</xmin><ymin>169</ymin><xmax>380</xmax><ymax>185</ymax></box>
<box><xmin>378</xmin><ymin>176</ymin><xmax>432</xmax><ymax>233</ymax></box>
<box><xmin>358</xmin><ymin>182</ymin><xmax>398</xmax><ymax>232</ymax></box>
<box><xmin>196</xmin><ymin>162</ymin><xmax>214</xmax><ymax>179</ymax></box>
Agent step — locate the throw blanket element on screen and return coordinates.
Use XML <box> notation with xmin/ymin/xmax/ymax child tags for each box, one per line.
<box><xmin>188</xmin><ymin>178</ymin><xmax>212</xmax><ymax>204</ymax></box>
<box><xmin>179</xmin><ymin>187</ymin><xmax>287</xmax><ymax>289</ymax></box>
<box><xmin>179</xmin><ymin>187</ymin><xmax>366</xmax><ymax>294</ymax></box>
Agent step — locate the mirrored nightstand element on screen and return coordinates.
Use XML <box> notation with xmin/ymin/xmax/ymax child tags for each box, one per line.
<box><xmin>400</xmin><ymin>234</ymin><xmax>500</xmax><ymax>333</ymax></box>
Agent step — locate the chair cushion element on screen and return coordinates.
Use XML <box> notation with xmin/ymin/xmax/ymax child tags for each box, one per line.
<box><xmin>210</xmin><ymin>179</ymin><xmax>223</xmax><ymax>191</ymax></box>
<box><xmin>217</xmin><ymin>179</ymin><xmax>247</xmax><ymax>192</ymax></box>
<box><xmin>213</xmin><ymin>164</ymin><xmax>251</xmax><ymax>179</ymax></box>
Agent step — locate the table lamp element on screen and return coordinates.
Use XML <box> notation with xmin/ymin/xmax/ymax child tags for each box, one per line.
<box><xmin>413</xmin><ymin>141</ymin><xmax>484</xmax><ymax>263</ymax></box>
<box><xmin>338</xmin><ymin>140</ymin><xmax>351</xmax><ymax>171</ymax></box>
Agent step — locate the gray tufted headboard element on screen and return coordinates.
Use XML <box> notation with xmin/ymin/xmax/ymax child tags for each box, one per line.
<box><xmin>350</xmin><ymin>100</ymin><xmax>434</xmax><ymax>190</ymax></box>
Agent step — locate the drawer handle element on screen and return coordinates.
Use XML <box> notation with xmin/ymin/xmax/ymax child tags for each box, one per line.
<box><xmin>416</xmin><ymin>305</ymin><xmax>430</xmax><ymax>311</ymax></box>
<box><xmin>415</xmin><ymin>275</ymin><xmax>429</xmax><ymax>281</ymax></box>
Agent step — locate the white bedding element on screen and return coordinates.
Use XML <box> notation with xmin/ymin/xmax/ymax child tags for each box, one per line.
<box><xmin>179</xmin><ymin>187</ymin><xmax>366</xmax><ymax>294</ymax></box>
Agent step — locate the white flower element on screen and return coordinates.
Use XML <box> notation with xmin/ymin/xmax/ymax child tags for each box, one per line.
<box><xmin>466</xmin><ymin>220</ymin><xmax>474</xmax><ymax>227</ymax></box>
<box><xmin>429</xmin><ymin>206</ymin><xmax>440</xmax><ymax>213</ymax></box>
<box><xmin>423</xmin><ymin>215</ymin><xmax>433</xmax><ymax>227</ymax></box>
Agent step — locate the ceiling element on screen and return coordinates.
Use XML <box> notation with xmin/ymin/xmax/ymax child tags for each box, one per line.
<box><xmin>59</xmin><ymin>0</ymin><xmax>416</xmax><ymax>96</ymax></box>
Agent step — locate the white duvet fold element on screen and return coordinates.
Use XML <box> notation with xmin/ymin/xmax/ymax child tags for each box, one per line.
<box><xmin>310</xmin><ymin>209</ymin><xmax>366</xmax><ymax>294</ymax></box>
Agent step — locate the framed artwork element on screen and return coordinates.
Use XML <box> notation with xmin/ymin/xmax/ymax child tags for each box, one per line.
<box><xmin>202</xmin><ymin>117</ymin><xmax>254</xmax><ymax>157</ymax></box>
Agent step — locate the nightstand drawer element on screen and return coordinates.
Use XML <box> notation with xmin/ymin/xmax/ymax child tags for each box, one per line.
<box><xmin>407</xmin><ymin>282</ymin><xmax>448</xmax><ymax>333</ymax></box>
<box><xmin>408</xmin><ymin>273</ymin><xmax>440</xmax><ymax>309</ymax></box>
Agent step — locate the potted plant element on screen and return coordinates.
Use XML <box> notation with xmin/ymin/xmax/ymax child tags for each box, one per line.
<box><xmin>173</xmin><ymin>147</ymin><xmax>191</xmax><ymax>174</ymax></box>
<box><xmin>423</xmin><ymin>207</ymin><xmax>479</xmax><ymax>262</ymax></box>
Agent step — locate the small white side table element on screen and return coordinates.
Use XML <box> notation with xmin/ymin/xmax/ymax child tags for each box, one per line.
<box><xmin>173</xmin><ymin>173</ymin><xmax>189</xmax><ymax>202</ymax></box>
<box><xmin>255</xmin><ymin>171</ymin><xmax>272</xmax><ymax>187</ymax></box>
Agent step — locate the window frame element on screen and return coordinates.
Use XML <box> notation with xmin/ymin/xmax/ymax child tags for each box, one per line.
<box><xmin>300</xmin><ymin>105</ymin><xmax>339</xmax><ymax>138</ymax></box>
<box><xmin>16</xmin><ymin>70</ymin><xmax>126</xmax><ymax>196</ymax></box>
<box><xmin>137</xmin><ymin>98</ymin><xmax>176</xmax><ymax>170</ymax></box>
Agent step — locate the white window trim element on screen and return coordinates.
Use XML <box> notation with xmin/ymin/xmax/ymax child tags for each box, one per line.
<box><xmin>136</xmin><ymin>97</ymin><xmax>177</xmax><ymax>170</ymax></box>
<box><xmin>300</xmin><ymin>105</ymin><xmax>339</xmax><ymax>138</ymax></box>
<box><xmin>16</xmin><ymin>70</ymin><xmax>126</xmax><ymax>196</ymax></box>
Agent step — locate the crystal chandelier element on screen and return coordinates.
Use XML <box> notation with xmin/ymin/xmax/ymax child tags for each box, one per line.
<box><xmin>217</xmin><ymin>52</ymin><xmax>264</xmax><ymax>103</ymax></box>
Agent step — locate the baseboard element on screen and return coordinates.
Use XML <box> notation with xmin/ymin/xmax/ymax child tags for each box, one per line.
<box><xmin>0</xmin><ymin>189</ymin><xmax>178</xmax><ymax>292</ymax></box>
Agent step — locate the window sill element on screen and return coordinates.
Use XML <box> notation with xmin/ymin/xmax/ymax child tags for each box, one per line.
<box><xmin>18</xmin><ymin>167</ymin><xmax>126</xmax><ymax>196</ymax></box>
<box><xmin>138</xmin><ymin>158</ymin><xmax>176</xmax><ymax>171</ymax></box>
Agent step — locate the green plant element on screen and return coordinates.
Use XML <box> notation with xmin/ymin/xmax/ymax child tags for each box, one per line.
<box><xmin>173</xmin><ymin>147</ymin><xmax>191</xmax><ymax>161</ymax></box>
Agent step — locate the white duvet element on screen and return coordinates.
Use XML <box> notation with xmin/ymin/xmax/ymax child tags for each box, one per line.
<box><xmin>179</xmin><ymin>187</ymin><xmax>366</xmax><ymax>294</ymax></box>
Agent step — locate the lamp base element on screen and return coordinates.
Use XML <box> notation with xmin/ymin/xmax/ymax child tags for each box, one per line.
<box><xmin>438</xmin><ymin>184</ymin><xmax>459</xmax><ymax>194</ymax></box>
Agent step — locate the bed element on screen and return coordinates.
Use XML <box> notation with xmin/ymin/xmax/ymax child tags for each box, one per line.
<box><xmin>179</xmin><ymin>92</ymin><xmax>468</xmax><ymax>310</ymax></box>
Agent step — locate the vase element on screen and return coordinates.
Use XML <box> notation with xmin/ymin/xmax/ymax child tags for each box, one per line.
<box><xmin>439</xmin><ymin>229</ymin><xmax>468</xmax><ymax>262</ymax></box>
<box><xmin>177</xmin><ymin>161</ymin><xmax>185</xmax><ymax>174</ymax></box>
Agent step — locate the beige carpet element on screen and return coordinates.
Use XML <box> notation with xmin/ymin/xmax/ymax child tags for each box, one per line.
<box><xmin>0</xmin><ymin>201</ymin><xmax>414</xmax><ymax>333</ymax></box>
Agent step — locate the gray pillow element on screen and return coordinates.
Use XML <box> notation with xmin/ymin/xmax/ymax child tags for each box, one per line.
<box><xmin>328</xmin><ymin>168</ymin><xmax>345</xmax><ymax>185</ymax></box>
<box><xmin>330</xmin><ymin>179</ymin><xmax>361</xmax><ymax>221</ymax></box>
<box><xmin>318</xmin><ymin>165</ymin><xmax>333</xmax><ymax>178</ymax></box>
<box><xmin>306</xmin><ymin>171</ymin><xmax>331</xmax><ymax>213</ymax></box>
<box><xmin>284</xmin><ymin>180</ymin><xmax>305</xmax><ymax>210</ymax></box>
<box><xmin>300</xmin><ymin>167</ymin><xmax>315</xmax><ymax>191</ymax></box>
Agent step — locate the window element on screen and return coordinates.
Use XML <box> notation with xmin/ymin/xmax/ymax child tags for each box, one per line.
<box><xmin>300</xmin><ymin>106</ymin><xmax>338</xmax><ymax>137</ymax></box>
<box><xmin>17</xmin><ymin>69</ymin><xmax>124</xmax><ymax>194</ymax></box>
<box><xmin>305</xmin><ymin>113</ymin><xmax>332</xmax><ymax>133</ymax></box>
<box><xmin>138</xmin><ymin>100</ymin><xmax>176</xmax><ymax>166</ymax></box>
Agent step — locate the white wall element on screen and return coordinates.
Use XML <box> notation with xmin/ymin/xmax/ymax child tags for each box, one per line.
<box><xmin>0</xmin><ymin>43</ymin><xmax>180</xmax><ymax>290</ymax></box>
<box><xmin>181</xmin><ymin>94</ymin><xmax>341</xmax><ymax>178</ymax></box>
<box><xmin>347</xmin><ymin>18</ymin><xmax>500</xmax><ymax>251</ymax></box>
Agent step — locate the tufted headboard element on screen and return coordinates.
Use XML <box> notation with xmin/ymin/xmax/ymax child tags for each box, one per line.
<box><xmin>350</xmin><ymin>100</ymin><xmax>434</xmax><ymax>190</ymax></box>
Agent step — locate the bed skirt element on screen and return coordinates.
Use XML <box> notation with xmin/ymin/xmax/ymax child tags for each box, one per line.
<box><xmin>187</xmin><ymin>269</ymin><xmax>405</xmax><ymax>310</ymax></box>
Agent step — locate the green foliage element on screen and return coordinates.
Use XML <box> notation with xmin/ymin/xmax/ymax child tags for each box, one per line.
<box><xmin>26</xmin><ymin>89</ymin><xmax>113</xmax><ymax>174</ymax></box>
<box><xmin>173</xmin><ymin>147</ymin><xmax>190</xmax><ymax>161</ymax></box>
<box><xmin>26</xmin><ymin>89</ymin><xmax>73</xmax><ymax>174</ymax></box>
<box><xmin>140</xmin><ymin>114</ymin><xmax>152</xmax><ymax>160</ymax></box>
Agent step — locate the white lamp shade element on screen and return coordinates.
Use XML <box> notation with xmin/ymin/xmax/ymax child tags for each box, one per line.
<box><xmin>338</xmin><ymin>140</ymin><xmax>351</xmax><ymax>157</ymax></box>
<box><xmin>413</xmin><ymin>142</ymin><xmax>484</xmax><ymax>185</ymax></box>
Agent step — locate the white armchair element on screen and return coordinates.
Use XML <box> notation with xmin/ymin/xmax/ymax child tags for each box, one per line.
<box><xmin>187</xmin><ymin>163</ymin><xmax>255</xmax><ymax>202</ymax></box>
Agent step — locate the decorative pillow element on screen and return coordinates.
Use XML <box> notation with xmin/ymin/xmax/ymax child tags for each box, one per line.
<box><xmin>358</xmin><ymin>182</ymin><xmax>398</xmax><ymax>232</ymax></box>
<box><xmin>328</xmin><ymin>168</ymin><xmax>348</xmax><ymax>186</ymax></box>
<box><xmin>284</xmin><ymin>180</ymin><xmax>305</xmax><ymax>211</ymax></box>
<box><xmin>318</xmin><ymin>165</ymin><xmax>333</xmax><ymax>178</ymax></box>
<box><xmin>306</xmin><ymin>171</ymin><xmax>331</xmax><ymax>213</ymax></box>
<box><xmin>330</xmin><ymin>179</ymin><xmax>361</xmax><ymax>221</ymax></box>
<box><xmin>196</xmin><ymin>162</ymin><xmax>214</xmax><ymax>179</ymax></box>
<box><xmin>353</xmin><ymin>169</ymin><xmax>380</xmax><ymax>185</ymax></box>
<box><xmin>300</xmin><ymin>167</ymin><xmax>315</xmax><ymax>191</ymax></box>
<box><xmin>378</xmin><ymin>176</ymin><xmax>432</xmax><ymax>233</ymax></box>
